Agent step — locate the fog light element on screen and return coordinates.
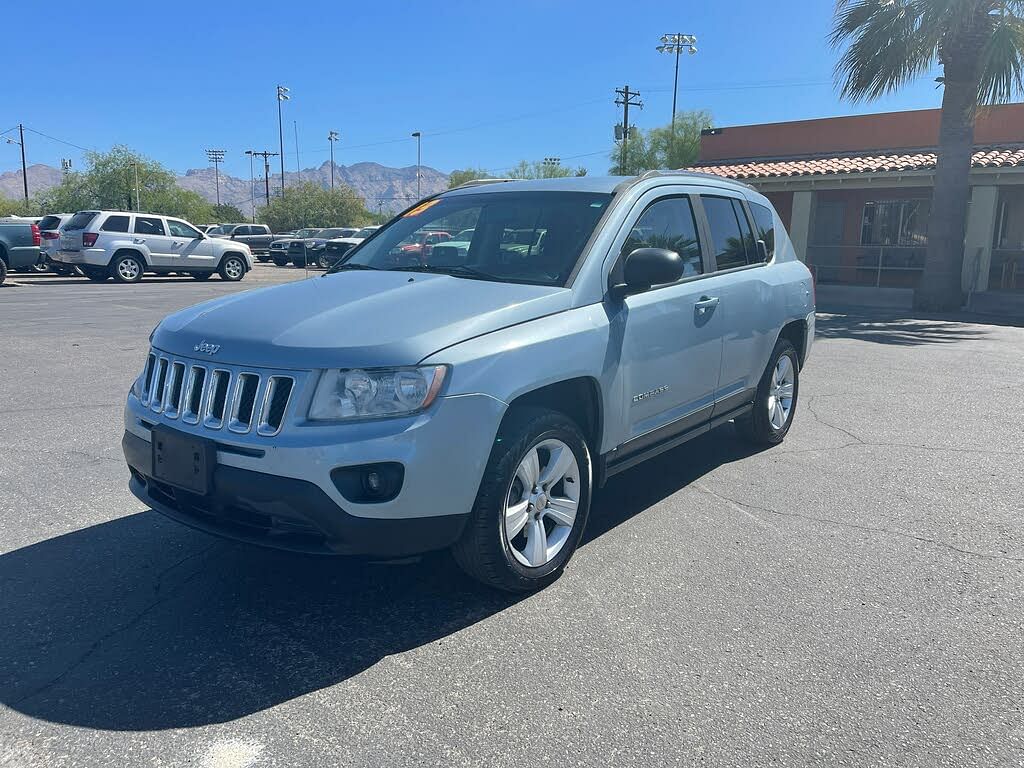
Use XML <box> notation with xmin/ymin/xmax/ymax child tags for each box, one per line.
<box><xmin>331</xmin><ymin>462</ymin><xmax>404</xmax><ymax>504</ymax></box>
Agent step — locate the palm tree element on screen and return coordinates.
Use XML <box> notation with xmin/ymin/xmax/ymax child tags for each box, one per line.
<box><xmin>831</xmin><ymin>1</ymin><xmax>1024</xmax><ymax>310</ymax></box>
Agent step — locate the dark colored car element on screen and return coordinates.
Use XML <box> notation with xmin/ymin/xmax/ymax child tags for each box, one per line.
<box><xmin>0</xmin><ymin>218</ymin><xmax>41</xmax><ymax>284</ymax></box>
<box><xmin>289</xmin><ymin>228</ymin><xmax>357</xmax><ymax>267</ymax></box>
<box><xmin>208</xmin><ymin>224</ymin><xmax>277</xmax><ymax>258</ymax></box>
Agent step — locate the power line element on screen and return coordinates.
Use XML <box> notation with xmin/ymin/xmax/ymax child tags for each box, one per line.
<box><xmin>22</xmin><ymin>127</ymin><xmax>93</xmax><ymax>152</ymax></box>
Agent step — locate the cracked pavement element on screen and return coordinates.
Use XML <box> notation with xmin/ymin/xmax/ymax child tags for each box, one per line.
<box><xmin>1</xmin><ymin>272</ymin><xmax>1022</xmax><ymax>767</ymax></box>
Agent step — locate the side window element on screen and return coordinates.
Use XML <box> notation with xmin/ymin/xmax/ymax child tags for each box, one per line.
<box><xmin>702</xmin><ymin>196</ymin><xmax>748</xmax><ymax>270</ymax></box>
<box><xmin>257</xmin><ymin>225</ymin><xmax>270</xmax><ymax>234</ymax></box>
<box><xmin>101</xmin><ymin>215</ymin><xmax>130</xmax><ymax>233</ymax></box>
<box><xmin>750</xmin><ymin>202</ymin><xmax>775</xmax><ymax>261</ymax></box>
<box><xmin>134</xmin><ymin>216</ymin><xmax>165</xmax><ymax>236</ymax></box>
<box><xmin>236</xmin><ymin>226</ymin><xmax>252</xmax><ymax>235</ymax></box>
<box><xmin>167</xmin><ymin>219</ymin><xmax>202</xmax><ymax>238</ymax></box>
<box><xmin>622</xmin><ymin>197</ymin><xmax>703</xmax><ymax>278</ymax></box>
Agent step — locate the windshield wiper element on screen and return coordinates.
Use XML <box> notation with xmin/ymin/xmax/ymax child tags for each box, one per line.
<box><xmin>391</xmin><ymin>264</ymin><xmax>508</xmax><ymax>282</ymax></box>
<box><xmin>326</xmin><ymin>262</ymin><xmax>380</xmax><ymax>274</ymax></box>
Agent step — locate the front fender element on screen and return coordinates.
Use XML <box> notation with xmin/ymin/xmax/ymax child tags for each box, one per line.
<box><xmin>420</xmin><ymin>303</ymin><xmax>621</xmax><ymax>453</ymax></box>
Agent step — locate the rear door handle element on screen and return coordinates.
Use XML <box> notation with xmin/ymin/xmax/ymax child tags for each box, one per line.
<box><xmin>695</xmin><ymin>296</ymin><xmax>720</xmax><ymax>314</ymax></box>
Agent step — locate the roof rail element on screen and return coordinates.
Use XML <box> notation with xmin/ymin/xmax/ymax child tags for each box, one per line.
<box><xmin>453</xmin><ymin>178</ymin><xmax>517</xmax><ymax>189</ymax></box>
<box><xmin>634</xmin><ymin>168</ymin><xmax>757</xmax><ymax>190</ymax></box>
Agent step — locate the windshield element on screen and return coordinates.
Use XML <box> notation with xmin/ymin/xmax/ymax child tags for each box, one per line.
<box><xmin>295</xmin><ymin>228</ymin><xmax>320</xmax><ymax>238</ymax></box>
<box><xmin>354</xmin><ymin>227</ymin><xmax>378</xmax><ymax>238</ymax></box>
<box><xmin>334</xmin><ymin>191</ymin><xmax>611</xmax><ymax>286</ymax></box>
<box><xmin>207</xmin><ymin>225</ymin><xmax>229</xmax><ymax>235</ymax></box>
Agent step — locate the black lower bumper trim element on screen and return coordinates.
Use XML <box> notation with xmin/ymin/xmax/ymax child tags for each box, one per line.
<box><xmin>122</xmin><ymin>430</ymin><xmax>467</xmax><ymax>557</ymax></box>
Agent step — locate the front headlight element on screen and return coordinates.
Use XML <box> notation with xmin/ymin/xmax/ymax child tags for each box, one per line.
<box><xmin>308</xmin><ymin>365</ymin><xmax>447</xmax><ymax>421</ymax></box>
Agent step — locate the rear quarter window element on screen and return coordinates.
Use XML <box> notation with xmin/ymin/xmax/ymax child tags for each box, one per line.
<box><xmin>101</xmin><ymin>215</ymin><xmax>131</xmax><ymax>232</ymax></box>
<box><xmin>750</xmin><ymin>202</ymin><xmax>776</xmax><ymax>261</ymax></box>
<box><xmin>65</xmin><ymin>212</ymin><xmax>99</xmax><ymax>231</ymax></box>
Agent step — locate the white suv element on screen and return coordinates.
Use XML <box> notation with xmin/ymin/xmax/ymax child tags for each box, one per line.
<box><xmin>54</xmin><ymin>210</ymin><xmax>254</xmax><ymax>284</ymax></box>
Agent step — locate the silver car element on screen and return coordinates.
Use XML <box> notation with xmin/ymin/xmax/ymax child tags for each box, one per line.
<box><xmin>123</xmin><ymin>173</ymin><xmax>814</xmax><ymax>591</ymax></box>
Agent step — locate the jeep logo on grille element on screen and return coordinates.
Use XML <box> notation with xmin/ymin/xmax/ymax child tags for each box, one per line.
<box><xmin>194</xmin><ymin>341</ymin><xmax>221</xmax><ymax>355</ymax></box>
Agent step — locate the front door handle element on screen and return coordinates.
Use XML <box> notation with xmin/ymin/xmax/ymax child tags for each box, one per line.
<box><xmin>171</xmin><ymin>242</ymin><xmax>183</xmax><ymax>248</ymax></box>
<box><xmin>695</xmin><ymin>296</ymin><xmax>720</xmax><ymax>314</ymax></box>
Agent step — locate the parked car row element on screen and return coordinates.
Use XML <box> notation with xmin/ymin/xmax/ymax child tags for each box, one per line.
<box><xmin>272</xmin><ymin>226</ymin><xmax>381</xmax><ymax>269</ymax></box>
<box><xmin>0</xmin><ymin>216</ymin><xmax>42</xmax><ymax>285</ymax></box>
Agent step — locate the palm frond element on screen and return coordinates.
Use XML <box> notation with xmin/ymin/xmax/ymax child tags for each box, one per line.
<box><xmin>978</xmin><ymin>13</ymin><xmax>1024</xmax><ymax>103</ymax></box>
<box><xmin>831</xmin><ymin>0</ymin><xmax>940</xmax><ymax>101</ymax></box>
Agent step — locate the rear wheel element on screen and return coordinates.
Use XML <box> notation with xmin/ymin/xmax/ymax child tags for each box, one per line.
<box><xmin>452</xmin><ymin>407</ymin><xmax>591</xmax><ymax>592</ymax></box>
<box><xmin>272</xmin><ymin>255</ymin><xmax>289</xmax><ymax>267</ymax></box>
<box><xmin>736</xmin><ymin>338</ymin><xmax>799</xmax><ymax>445</ymax></box>
<box><xmin>0</xmin><ymin>259</ymin><xmax>7</xmax><ymax>285</ymax></box>
<box><xmin>111</xmin><ymin>253</ymin><xmax>144</xmax><ymax>283</ymax></box>
<box><xmin>219</xmin><ymin>254</ymin><xmax>246</xmax><ymax>281</ymax></box>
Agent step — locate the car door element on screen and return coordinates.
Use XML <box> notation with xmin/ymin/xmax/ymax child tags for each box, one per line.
<box><xmin>133</xmin><ymin>215</ymin><xmax>173</xmax><ymax>268</ymax></box>
<box><xmin>611</xmin><ymin>191</ymin><xmax>726</xmax><ymax>448</ymax></box>
<box><xmin>167</xmin><ymin>218</ymin><xmax>218</xmax><ymax>271</ymax></box>
<box><xmin>696</xmin><ymin>194</ymin><xmax>774</xmax><ymax>412</ymax></box>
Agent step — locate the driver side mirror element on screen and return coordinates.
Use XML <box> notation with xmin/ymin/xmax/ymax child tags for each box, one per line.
<box><xmin>610</xmin><ymin>247</ymin><xmax>685</xmax><ymax>299</ymax></box>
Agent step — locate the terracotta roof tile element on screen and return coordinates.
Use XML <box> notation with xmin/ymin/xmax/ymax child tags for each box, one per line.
<box><xmin>692</xmin><ymin>145</ymin><xmax>1024</xmax><ymax>180</ymax></box>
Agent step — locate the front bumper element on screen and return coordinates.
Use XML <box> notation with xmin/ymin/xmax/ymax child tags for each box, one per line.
<box><xmin>123</xmin><ymin>390</ymin><xmax>507</xmax><ymax>555</ymax></box>
<box><xmin>124</xmin><ymin>431</ymin><xmax>467</xmax><ymax>556</ymax></box>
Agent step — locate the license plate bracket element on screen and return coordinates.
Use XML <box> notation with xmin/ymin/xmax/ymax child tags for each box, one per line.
<box><xmin>151</xmin><ymin>425</ymin><xmax>216</xmax><ymax>495</ymax></box>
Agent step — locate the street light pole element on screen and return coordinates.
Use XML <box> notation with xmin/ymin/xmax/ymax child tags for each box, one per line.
<box><xmin>277</xmin><ymin>85</ymin><xmax>290</xmax><ymax>196</ymax></box>
<box><xmin>205</xmin><ymin>149</ymin><xmax>225</xmax><ymax>206</ymax></box>
<box><xmin>656</xmin><ymin>33</ymin><xmax>698</xmax><ymax>167</ymax></box>
<box><xmin>411</xmin><ymin>131</ymin><xmax>422</xmax><ymax>199</ymax></box>
<box><xmin>328</xmin><ymin>131</ymin><xmax>339</xmax><ymax>190</ymax></box>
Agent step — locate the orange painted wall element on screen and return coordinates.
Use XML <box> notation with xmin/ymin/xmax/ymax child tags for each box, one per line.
<box><xmin>699</xmin><ymin>104</ymin><xmax>1024</xmax><ymax>162</ymax></box>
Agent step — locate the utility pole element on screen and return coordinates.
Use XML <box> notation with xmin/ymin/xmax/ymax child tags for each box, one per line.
<box><xmin>5</xmin><ymin>125</ymin><xmax>28</xmax><ymax>200</ymax></box>
<box><xmin>277</xmin><ymin>85</ymin><xmax>290</xmax><ymax>196</ymax></box>
<box><xmin>205</xmin><ymin>149</ymin><xmax>225</xmax><ymax>206</ymax></box>
<box><xmin>411</xmin><ymin>131</ymin><xmax>422</xmax><ymax>199</ymax></box>
<box><xmin>249</xmin><ymin>150</ymin><xmax>278</xmax><ymax>206</ymax></box>
<box><xmin>245</xmin><ymin>150</ymin><xmax>257</xmax><ymax>222</ymax></box>
<box><xmin>614</xmin><ymin>86</ymin><xmax>643</xmax><ymax>174</ymax></box>
<box><xmin>328</xmin><ymin>131</ymin><xmax>339</xmax><ymax>190</ymax></box>
<box><xmin>132</xmin><ymin>161</ymin><xmax>141</xmax><ymax>212</ymax></box>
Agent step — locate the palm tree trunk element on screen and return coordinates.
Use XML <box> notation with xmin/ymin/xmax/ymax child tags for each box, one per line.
<box><xmin>916</xmin><ymin>15</ymin><xmax>991</xmax><ymax>313</ymax></box>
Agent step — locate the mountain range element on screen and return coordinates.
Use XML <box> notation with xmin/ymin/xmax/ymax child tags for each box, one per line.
<box><xmin>0</xmin><ymin>161</ymin><xmax>450</xmax><ymax>216</ymax></box>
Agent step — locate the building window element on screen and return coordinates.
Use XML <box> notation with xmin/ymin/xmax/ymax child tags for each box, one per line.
<box><xmin>860</xmin><ymin>200</ymin><xmax>930</xmax><ymax>246</ymax></box>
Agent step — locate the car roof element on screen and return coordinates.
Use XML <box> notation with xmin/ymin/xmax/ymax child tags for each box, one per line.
<box><xmin>442</xmin><ymin>171</ymin><xmax>755</xmax><ymax>198</ymax></box>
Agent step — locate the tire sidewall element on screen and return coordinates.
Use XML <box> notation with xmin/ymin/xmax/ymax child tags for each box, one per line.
<box><xmin>220</xmin><ymin>255</ymin><xmax>245</xmax><ymax>281</ymax></box>
<box><xmin>759</xmin><ymin>341</ymin><xmax>799</xmax><ymax>443</ymax></box>
<box><xmin>112</xmin><ymin>254</ymin><xmax>143</xmax><ymax>283</ymax></box>
<box><xmin>490</xmin><ymin>415</ymin><xmax>592</xmax><ymax>584</ymax></box>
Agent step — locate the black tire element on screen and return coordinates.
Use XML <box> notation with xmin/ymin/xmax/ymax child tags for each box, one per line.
<box><xmin>110</xmin><ymin>253</ymin><xmax>144</xmax><ymax>284</ymax></box>
<box><xmin>451</xmin><ymin>407</ymin><xmax>592</xmax><ymax>592</ymax></box>
<box><xmin>256</xmin><ymin>254</ymin><xmax>271</xmax><ymax>263</ymax></box>
<box><xmin>81</xmin><ymin>265</ymin><xmax>110</xmax><ymax>282</ymax></box>
<box><xmin>31</xmin><ymin>260</ymin><xmax>49</xmax><ymax>273</ymax></box>
<box><xmin>51</xmin><ymin>264</ymin><xmax>73</xmax><ymax>276</ymax></box>
<box><xmin>0</xmin><ymin>258</ymin><xmax>7</xmax><ymax>286</ymax></box>
<box><xmin>218</xmin><ymin>254</ymin><xmax>246</xmax><ymax>281</ymax></box>
<box><xmin>736</xmin><ymin>338</ymin><xmax>800</xmax><ymax>445</ymax></box>
<box><xmin>190</xmin><ymin>271</ymin><xmax>213</xmax><ymax>281</ymax></box>
<box><xmin>272</xmin><ymin>255</ymin><xmax>289</xmax><ymax>267</ymax></box>
<box><xmin>317</xmin><ymin>252</ymin><xmax>333</xmax><ymax>269</ymax></box>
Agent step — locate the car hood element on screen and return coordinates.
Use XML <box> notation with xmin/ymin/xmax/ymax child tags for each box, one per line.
<box><xmin>151</xmin><ymin>270</ymin><xmax>572</xmax><ymax>369</ymax></box>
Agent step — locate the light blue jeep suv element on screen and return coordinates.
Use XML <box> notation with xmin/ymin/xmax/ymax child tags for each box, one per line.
<box><xmin>123</xmin><ymin>172</ymin><xmax>814</xmax><ymax>591</ymax></box>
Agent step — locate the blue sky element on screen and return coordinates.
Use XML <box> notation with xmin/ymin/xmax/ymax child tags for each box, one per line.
<box><xmin>2</xmin><ymin>0</ymin><xmax>944</xmax><ymax>180</ymax></box>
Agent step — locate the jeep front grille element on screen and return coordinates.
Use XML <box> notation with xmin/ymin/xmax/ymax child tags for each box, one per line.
<box><xmin>141</xmin><ymin>352</ymin><xmax>296</xmax><ymax>436</ymax></box>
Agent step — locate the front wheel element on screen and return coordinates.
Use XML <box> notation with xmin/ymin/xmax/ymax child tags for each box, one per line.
<box><xmin>452</xmin><ymin>407</ymin><xmax>591</xmax><ymax>592</ymax></box>
<box><xmin>736</xmin><ymin>338</ymin><xmax>799</xmax><ymax>445</ymax></box>
<box><xmin>317</xmin><ymin>252</ymin><xmax>334</xmax><ymax>269</ymax></box>
<box><xmin>219</xmin><ymin>255</ymin><xmax>246</xmax><ymax>281</ymax></box>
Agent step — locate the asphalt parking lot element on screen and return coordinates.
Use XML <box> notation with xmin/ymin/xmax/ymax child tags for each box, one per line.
<box><xmin>1</xmin><ymin>265</ymin><xmax>1022</xmax><ymax>767</ymax></box>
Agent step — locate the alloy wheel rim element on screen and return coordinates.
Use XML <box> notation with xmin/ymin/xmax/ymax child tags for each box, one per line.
<box><xmin>119</xmin><ymin>259</ymin><xmax>140</xmax><ymax>280</ymax></box>
<box><xmin>225</xmin><ymin>259</ymin><xmax>242</xmax><ymax>278</ymax></box>
<box><xmin>768</xmin><ymin>355</ymin><xmax>795</xmax><ymax>430</ymax></box>
<box><xmin>504</xmin><ymin>438</ymin><xmax>580</xmax><ymax>568</ymax></box>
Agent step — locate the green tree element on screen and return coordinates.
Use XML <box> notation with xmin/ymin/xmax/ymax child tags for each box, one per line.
<box><xmin>210</xmin><ymin>203</ymin><xmax>246</xmax><ymax>222</ymax></box>
<box><xmin>607</xmin><ymin>109</ymin><xmax>712</xmax><ymax>175</ymax></box>
<box><xmin>448</xmin><ymin>168</ymin><xmax>490</xmax><ymax>188</ymax></box>
<box><xmin>35</xmin><ymin>145</ymin><xmax>217</xmax><ymax>223</ymax></box>
<box><xmin>0</xmin><ymin>197</ymin><xmax>40</xmax><ymax>217</ymax></box>
<box><xmin>831</xmin><ymin>0</ymin><xmax>1024</xmax><ymax>311</ymax></box>
<box><xmin>506</xmin><ymin>160</ymin><xmax>586</xmax><ymax>179</ymax></box>
<box><xmin>258</xmin><ymin>182</ymin><xmax>371</xmax><ymax>232</ymax></box>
